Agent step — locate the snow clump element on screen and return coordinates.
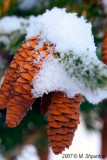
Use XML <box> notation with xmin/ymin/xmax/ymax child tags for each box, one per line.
<box><xmin>27</xmin><ymin>7</ymin><xmax>107</xmax><ymax>104</ymax></box>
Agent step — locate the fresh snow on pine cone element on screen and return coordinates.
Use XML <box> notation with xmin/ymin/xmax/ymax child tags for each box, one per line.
<box><xmin>26</xmin><ymin>7</ymin><xmax>96</xmax><ymax>57</ymax></box>
<box><xmin>28</xmin><ymin>7</ymin><xmax>107</xmax><ymax>104</ymax></box>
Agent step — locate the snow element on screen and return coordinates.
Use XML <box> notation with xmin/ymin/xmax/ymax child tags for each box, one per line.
<box><xmin>17</xmin><ymin>145</ymin><xmax>40</xmax><ymax>160</ymax></box>
<box><xmin>0</xmin><ymin>16</ymin><xmax>28</xmax><ymax>34</ymax></box>
<box><xmin>0</xmin><ymin>16</ymin><xmax>30</xmax><ymax>45</ymax></box>
<box><xmin>0</xmin><ymin>155</ymin><xmax>5</xmax><ymax>160</ymax></box>
<box><xmin>19</xmin><ymin>0</ymin><xmax>49</xmax><ymax>11</ymax></box>
<box><xmin>32</xmin><ymin>54</ymin><xmax>107</xmax><ymax>104</ymax></box>
<box><xmin>28</xmin><ymin>8</ymin><xmax>107</xmax><ymax>104</ymax></box>
<box><xmin>0</xmin><ymin>56</ymin><xmax>6</xmax><ymax>69</ymax></box>
<box><xmin>0</xmin><ymin>36</ymin><xmax>9</xmax><ymax>45</ymax></box>
<box><xmin>32</xmin><ymin>55</ymin><xmax>79</xmax><ymax>98</ymax></box>
<box><xmin>103</xmin><ymin>0</ymin><xmax>107</xmax><ymax>13</ymax></box>
<box><xmin>26</xmin><ymin>7</ymin><xmax>96</xmax><ymax>57</ymax></box>
<box><xmin>19</xmin><ymin>0</ymin><xmax>37</xmax><ymax>10</ymax></box>
<box><xmin>0</xmin><ymin>16</ymin><xmax>37</xmax><ymax>45</ymax></box>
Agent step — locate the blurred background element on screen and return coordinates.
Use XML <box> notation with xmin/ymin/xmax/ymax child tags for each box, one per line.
<box><xmin>0</xmin><ymin>0</ymin><xmax>107</xmax><ymax>159</ymax></box>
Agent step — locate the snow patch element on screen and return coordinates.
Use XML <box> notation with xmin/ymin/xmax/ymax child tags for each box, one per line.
<box><xmin>0</xmin><ymin>16</ymin><xmax>28</xmax><ymax>34</ymax></box>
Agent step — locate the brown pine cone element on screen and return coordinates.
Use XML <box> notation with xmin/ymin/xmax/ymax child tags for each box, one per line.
<box><xmin>48</xmin><ymin>91</ymin><xmax>82</xmax><ymax>155</ymax></box>
<box><xmin>0</xmin><ymin>36</ymin><xmax>42</xmax><ymax>109</ymax></box>
<box><xmin>5</xmin><ymin>36</ymin><xmax>55</xmax><ymax>127</ymax></box>
<box><xmin>102</xmin><ymin>30</ymin><xmax>107</xmax><ymax>65</ymax></box>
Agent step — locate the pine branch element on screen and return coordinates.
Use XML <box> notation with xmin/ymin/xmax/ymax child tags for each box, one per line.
<box><xmin>56</xmin><ymin>52</ymin><xmax>107</xmax><ymax>90</ymax></box>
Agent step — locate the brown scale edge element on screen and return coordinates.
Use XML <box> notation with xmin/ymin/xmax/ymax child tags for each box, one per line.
<box><xmin>6</xmin><ymin>36</ymin><xmax>55</xmax><ymax>128</ymax></box>
<box><xmin>47</xmin><ymin>91</ymin><xmax>82</xmax><ymax>155</ymax></box>
<box><xmin>0</xmin><ymin>36</ymin><xmax>39</xmax><ymax>109</ymax></box>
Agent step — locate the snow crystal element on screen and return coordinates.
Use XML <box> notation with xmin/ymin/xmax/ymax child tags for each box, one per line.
<box><xmin>26</xmin><ymin>7</ymin><xmax>96</xmax><ymax>57</ymax></box>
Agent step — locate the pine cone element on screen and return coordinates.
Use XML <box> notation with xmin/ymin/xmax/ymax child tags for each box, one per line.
<box><xmin>102</xmin><ymin>30</ymin><xmax>107</xmax><ymax>65</ymax></box>
<box><xmin>5</xmin><ymin>36</ymin><xmax>55</xmax><ymax>127</ymax></box>
<box><xmin>0</xmin><ymin>39</ymin><xmax>33</xmax><ymax>109</ymax></box>
<box><xmin>48</xmin><ymin>91</ymin><xmax>82</xmax><ymax>155</ymax></box>
<box><xmin>0</xmin><ymin>36</ymin><xmax>41</xmax><ymax>110</ymax></box>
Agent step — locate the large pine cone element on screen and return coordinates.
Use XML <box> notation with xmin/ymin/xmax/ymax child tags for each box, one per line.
<box><xmin>0</xmin><ymin>36</ymin><xmax>55</xmax><ymax>127</ymax></box>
